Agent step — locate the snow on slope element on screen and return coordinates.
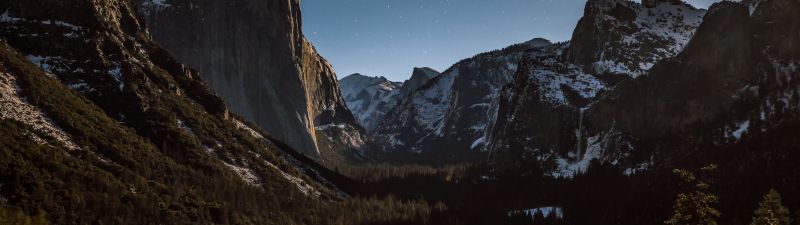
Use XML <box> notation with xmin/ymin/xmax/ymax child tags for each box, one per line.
<box><xmin>0</xmin><ymin>72</ymin><xmax>79</xmax><ymax>150</ymax></box>
<box><xmin>578</xmin><ymin>0</ymin><xmax>705</xmax><ymax>77</ymax></box>
<box><xmin>232</xmin><ymin>119</ymin><xmax>325</xmax><ymax>197</ymax></box>
<box><xmin>340</xmin><ymin>68</ymin><xmax>440</xmax><ymax>132</ymax></box>
<box><xmin>372</xmin><ymin>41</ymin><xmax>542</xmax><ymax>157</ymax></box>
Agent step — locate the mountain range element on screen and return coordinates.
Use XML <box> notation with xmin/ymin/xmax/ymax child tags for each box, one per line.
<box><xmin>1</xmin><ymin>0</ymin><xmax>799</xmax><ymax>224</ymax></box>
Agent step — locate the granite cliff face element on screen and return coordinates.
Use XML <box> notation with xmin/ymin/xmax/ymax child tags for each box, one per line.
<box><xmin>489</xmin><ymin>0</ymin><xmax>800</xmax><ymax>178</ymax></box>
<box><xmin>488</xmin><ymin>0</ymin><xmax>706</xmax><ymax>176</ymax></box>
<box><xmin>135</xmin><ymin>0</ymin><xmax>364</xmax><ymax>160</ymax></box>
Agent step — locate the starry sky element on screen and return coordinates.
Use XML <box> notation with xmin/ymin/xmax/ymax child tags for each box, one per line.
<box><xmin>302</xmin><ymin>0</ymin><xmax>723</xmax><ymax>82</ymax></box>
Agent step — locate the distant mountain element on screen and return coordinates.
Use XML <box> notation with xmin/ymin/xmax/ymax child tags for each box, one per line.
<box><xmin>134</xmin><ymin>0</ymin><xmax>366</xmax><ymax>162</ymax></box>
<box><xmin>365</xmin><ymin>38</ymin><xmax>551</xmax><ymax>164</ymax></box>
<box><xmin>339</xmin><ymin>68</ymin><xmax>439</xmax><ymax>132</ymax></box>
<box><xmin>340</xmin><ymin>74</ymin><xmax>403</xmax><ymax>131</ymax></box>
<box><xmin>366</xmin><ymin>0</ymin><xmax>706</xmax><ymax>165</ymax></box>
<box><xmin>399</xmin><ymin>67</ymin><xmax>440</xmax><ymax>97</ymax></box>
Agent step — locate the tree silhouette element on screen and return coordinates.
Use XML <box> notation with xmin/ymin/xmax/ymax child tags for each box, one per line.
<box><xmin>665</xmin><ymin>164</ymin><xmax>720</xmax><ymax>225</ymax></box>
<box><xmin>750</xmin><ymin>189</ymin><xmax>791</xmax><ymax>225</ymax></box>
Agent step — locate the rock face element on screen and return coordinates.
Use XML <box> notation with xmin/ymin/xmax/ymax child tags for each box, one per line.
<box><xmin>489</xmin><ymin>0</ymin><xmax>800</xmax><ymax>178</ymax></box>
<box><xmin>567</xmin><ymin>0</ymin><xmax>704</xmax><ymax>77</ymax></box>
<box><xmin>488</xmin><ymin>0</ymin><xmax>706</xmax><ymax>176</ymax></box>
<box><xmin>339</xmin><ymin>67</ymin><xmax>438</xmax><ymax>132</ymax></box>
<box><xmin>135</xmin><ymin>0</ymin><xmax>364</xmax><ymax>159</ymax></box>
<box><xmin>368</xmin><ymin>39</ymin><xmax>550</xmax><ymax>164</ymax></box>
<box><xmin>0</xmin><ymin>0</ymin><xmax>346</xmax><ymax>223</ymax></box>
<box><xmin>399</xmin><ymin>67</ymin><xmax>440</xmax><ymax>97</ymax></box>
<box><xmin>584</xmin><ymin>0</ymin><xmax>800</xmax><ymax>169</ymax></box>
<box><xmin>367</xmin><ymin>0</ymin><xmax>704</xmax><ymax>166</ymax></box>
<box><xmin>339</xmin><ymin>74</ymin><xmax>403</xmax><ymax>131</ymax></box>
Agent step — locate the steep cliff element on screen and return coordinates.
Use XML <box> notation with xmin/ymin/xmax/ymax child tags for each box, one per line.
<box><xmin>567</xmin><ymin>0</ymin><xmax>703</xmax><ymax>77</ymax></box>
<box><xmin>488</xmin><ymin>0</ymin><xmax>706</xmax><ymax>176</ymax></box>
<box><xmin>489</xmin><ymin>0</ymin><xmax>800</xmax><ymax>179</ymax></box>
<box><xmin>135</xmin><ymin>0</ymin><xmax>364</xmax><ymax>160</ymax></box>
<box><xmin>0</xmin><ymin>0</ymin><xmax>353</xmax><ymax>223</ymax></box>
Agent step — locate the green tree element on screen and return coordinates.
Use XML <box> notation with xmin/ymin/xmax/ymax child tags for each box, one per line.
<box><xmin>665</xmin><ymin>164</ymin><xmax>720</xmax><ymax>225</ymax></box>
<box><xmin>750</xmin><ymin>189</ymin><xmax>791</xmax><ymax>225</ymax></box>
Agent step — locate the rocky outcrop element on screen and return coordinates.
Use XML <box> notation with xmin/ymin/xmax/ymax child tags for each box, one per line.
<box><xmin>399</xmin><ymin>67</ymin><xmax>439</xmax><ymax>97</ymax></box>
<box><xmin>566</xmin><ymin>0</ymin><xmax>704</xmax><ymax>77</ymax></box>
<box><xmin>135</xmin><ymin>0</ymin><xmax>364</xmax><ymax>159</ymax></box>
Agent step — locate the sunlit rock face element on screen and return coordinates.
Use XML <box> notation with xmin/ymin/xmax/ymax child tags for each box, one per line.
<box><xmin>135</xmin><ymin>0</ymin><xmax>365</xmax><ymax>160</ymax></box>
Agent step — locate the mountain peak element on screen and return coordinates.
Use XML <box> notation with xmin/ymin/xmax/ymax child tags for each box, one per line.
<box><xmin>411</xmin><ymin>67</ymin><xmax>439</xmax><ymax>79</ymax></box>
<box><xmin>523</xmin><ymin>38</ymin><xmax>552</xmax><ymax>48</ymax></box>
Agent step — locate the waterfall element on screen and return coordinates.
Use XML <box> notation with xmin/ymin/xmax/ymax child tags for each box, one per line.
<box><xmin>575</xmin><ymin>108</ymin><xmax>586</xmax><ymax>160</ymax></box>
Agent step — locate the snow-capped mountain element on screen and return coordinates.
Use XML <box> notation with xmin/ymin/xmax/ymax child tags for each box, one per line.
<box><xmin>489</xmin><ymin>0</ymin><xmax>800</xmax><ymax>178</ymax></box>
<box><xmin>567</xmin><ymin>0</ymin><xmax>705</xmax><ymax>77</ymax></box>
<box><xmin>340</xmin><ymin>74</ymin><xmax>403</xmax><ymax>131</ymax></box>
<box><xmin>368</xmin><ymin>0</ymin><xmax>704</xmax><ymax>165</ymax></box>
<box><xmin>339</xmin><ymin>67</ymin><xmax>439</xmax><ymax>132</ymax></box>
<box><xmin>134</xmin><ymin>0</ymin><xmax>366</xmax><ymax>161</ymax></box>
<box><xmin>367</xmin><ymin>38</ymin><xmax>552</xmax><ymax>163</ymax></box>
<box><xmin>488</xmin><ymin>0</ymin><xmax>706</xmax><ymax>176</ymax></box>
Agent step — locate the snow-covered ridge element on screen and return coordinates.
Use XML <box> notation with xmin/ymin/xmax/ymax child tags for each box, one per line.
<box><xmin>373</xmin><ymin>43</ymin><xmax>531</xmax><ymax>154</ymax></box>
<box><xmin>339</xmin><ymin>69</ymin><xmax>442</xmax><ymax>132</ymax></box>
<box><xmin>582</xmin><ymin>0</ymin><xmax>706</xmax><ymax>77</ymax></box>
<box><xmin>0</xmin><ymin>72</ymin><xmax>79</xmax><ymax>150</ymax></box>
<box><xmin>232</xmin><ymin>119</ymin><xmax>325</xmax><ymax>198</ymax></box>
<box><xmin>339</xmin><ymin>73</ymin><xmax>403</xmax><ymax>131</ymax></box>
<box><xmin>525</xmin><ymin>52</ymin><xmax>607</xmax><ymax>106</ymax></box>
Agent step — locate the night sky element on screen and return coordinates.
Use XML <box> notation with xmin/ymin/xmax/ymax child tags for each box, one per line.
<box><xmin>302</xmin><ymin>0</ymin><xmax>723</xmax><ymax>82</ymax></box>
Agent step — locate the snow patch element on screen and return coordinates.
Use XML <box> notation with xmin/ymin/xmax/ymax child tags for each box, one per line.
<box><xmin>0</xmin><ymin>72</ymin><xmax>79</xmax><ymax>150</ymax></box>
<box><xmin>508</xmin><ymin>207</ymin><xmax>564</xmax><ymax>219</ymax></box>
<box><xmin>470</xmin><ymin>137</ymin><xmax>486</xmax><ymax>150</ymax></box>
<box><xmin>233</xmin><ymin>119</ymin><xmax>265</xmax><ymax>140</ymax></box>
<box><xmin>223</xmin><ymin>161</ymin><xmax>260</xmax><ymax>187</ymax></box>
<box><xmin>727</xmin><ymin>120</ymin><xmax>750</xmax><ymax>141</ymax></box>
<box><xmin>266</xmin><ymin>162</ymin><xmax>322</xmax><ymax>198</ymax></box>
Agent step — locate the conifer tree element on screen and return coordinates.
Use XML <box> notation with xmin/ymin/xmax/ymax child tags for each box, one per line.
<box><xmin>750</xmin><ymin>189</ymin><xmax>791</xmax><ymax>225</ymax></box>
<box><xmin>665</xmin><ymin>164</ymin><xmax>720</xmax><ymax>225</ymax></box>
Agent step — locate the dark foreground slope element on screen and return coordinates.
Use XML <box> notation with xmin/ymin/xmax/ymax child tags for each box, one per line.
<box><xmin>0</xmin><ymin>0</ymin><xmax>430</xmax><ymax>224</ymax></box>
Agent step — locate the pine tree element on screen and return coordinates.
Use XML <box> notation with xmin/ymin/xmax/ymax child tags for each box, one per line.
<box><xmin>665</xmin><ymin>164</ymin><xmax>721</xmax><ymax>225</ymax></box>
<box><xmin>750</xmin><ymin>189</ymin><xmax>791</xmax><ymax>225</ymax></box>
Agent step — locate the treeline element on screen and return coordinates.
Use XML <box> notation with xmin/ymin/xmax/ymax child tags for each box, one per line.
<box><xmin>330</xmin><ymin>163</ymin><xmax>473</xmax><ymax>183</ymax></box>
